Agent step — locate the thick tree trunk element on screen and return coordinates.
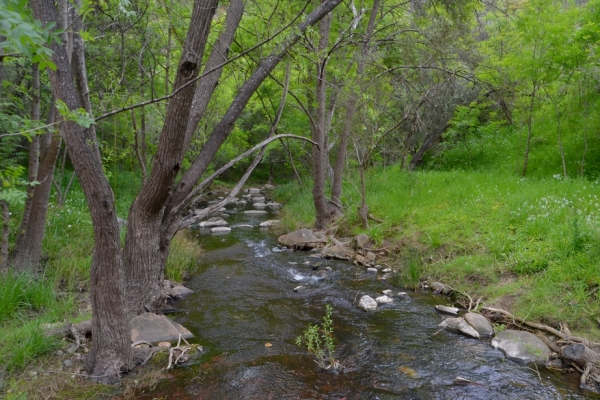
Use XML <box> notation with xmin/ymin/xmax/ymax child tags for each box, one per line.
<box><xmin>124</xmin><ymin>0</ymin><xmax>219</xmax><ymax>314</ymax></box>
<box><xmin>31</xmin><ymin>0</ymin><xmax>132</xmax><ymax>383</ymax></box>
<box><xmin>125</xmin><ymin>0</ymin><xmax>344</xmax><ymax>313</ymax></box>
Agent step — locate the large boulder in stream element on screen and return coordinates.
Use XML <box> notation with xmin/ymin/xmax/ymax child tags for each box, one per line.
<box><xmin>491</xmin><ymin>330</ymin><xmax>550</xmax><ymax>364</ymax></box>
<box><xmin>199</xmin><ymin>217</ymin><xmax>229</xmax><ymax>228</ymax></box>
<box><xmin>278</xmin><ymin>229</ymin><xmax>325</xmax><ymax>249</ymax></box>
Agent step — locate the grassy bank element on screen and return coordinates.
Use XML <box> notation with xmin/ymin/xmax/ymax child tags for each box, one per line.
<box><xmin>275</xmin><ymin>169</ymin><xmax>600</xmax><ymax>338</ymax></box>
<box><xmin>0</xmin><ymin>171</ymin><xmax>201</xmax><ymax>398</ymax></box>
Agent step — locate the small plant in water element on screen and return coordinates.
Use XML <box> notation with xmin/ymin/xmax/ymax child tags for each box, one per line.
<box><xmin>295</xmin><ymin>304</ymin><xmax>340</xmax><ymax>371</ymax></box>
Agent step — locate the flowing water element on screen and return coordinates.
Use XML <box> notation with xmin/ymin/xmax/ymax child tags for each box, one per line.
<box><xmin>135</xmin><ymin>192</ymin><xmax>598</xmax><ymax>399</ymax></box>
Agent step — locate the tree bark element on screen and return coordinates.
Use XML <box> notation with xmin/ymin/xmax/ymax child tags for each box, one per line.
<box><xmin>312</xmin><ymin>2</ymin><xmax>333</xmax><ymax>230</ymax></box>
<box><xmin>331</xmin><ymin>0</ymin><xmax>380</xmax><ymax>209</ymax></box>
<box><xmin>13</xmin><ymin>99</ymin><xmax>60</xmax><ymax>270</ymax></box>
<box><xmin>14</xmin><ymin>63</ymin><xmax>41</xmax><ymax>262</ymax></box>
<box><xmin>30</xmin><ymin>0</ymin><xmax>132</xmax><ymax>383</ymax></box>
<box><xmin>124</xmin><ymin>0</ymin><xmax>220</xmax><ymax>314</ymax></box>
<box><xmin>0</xmin><ymin>201</ymin><xmax>9</xmax><ymax>271</ymax></box>
<box><xmin>125</xmin><ymin>0</ymin><xmax>344</xmax><ymax>313</ymax></box>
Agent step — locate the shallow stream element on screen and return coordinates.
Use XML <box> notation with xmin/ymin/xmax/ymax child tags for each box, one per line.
<box><xmin>137</xmin><ymin>191</ymin><xmax>597</xmax><ymax>399</ymax></box>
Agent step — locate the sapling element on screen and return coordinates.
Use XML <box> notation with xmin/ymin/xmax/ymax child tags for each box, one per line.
<box><xmin>295</xmin><ymin>304</ymin><xmax>340</xmax><ymax>370</ymax></box>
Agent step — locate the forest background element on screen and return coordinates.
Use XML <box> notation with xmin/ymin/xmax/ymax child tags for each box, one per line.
<box><xmin>2</xmin><ymin>0</ymin><xmax>600</xmax><ymax>396</ymax></box>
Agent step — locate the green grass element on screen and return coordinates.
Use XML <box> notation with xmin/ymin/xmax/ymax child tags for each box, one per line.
<box><xmin>278</xmin><ymin>169</ymin><xmax>600</xmax><ymax>338</ymax></box>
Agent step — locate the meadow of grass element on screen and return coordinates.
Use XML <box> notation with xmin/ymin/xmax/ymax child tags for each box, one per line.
<box><xmin>276</xmin><ymin>169</ymin><xmax>600</xmax><ymax>337</ymax></box>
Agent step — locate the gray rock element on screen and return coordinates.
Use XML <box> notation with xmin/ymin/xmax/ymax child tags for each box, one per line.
<box><xmin>244</xmin><ymin>210</ymin><xmax>268</xmax><ymax>215</ymax></box>
<box><xmin>236</xmin><ymin>224</ymin><xmax>254</xmax><ymax>229</ymax></box>
<box><xmin>365</xmin><ymin>252</ymin><xmax>377</xmax><ymax>262</ymax></box>
<box><xmin>130</xmin><ymin>313</ymin><xmax>193</xmax><ymax>344</ymax></box>
<box><xmin>248</xmin><ymin>188</ymin><xmax>261</xmax><ymax>194</ymax></box>
<box><xmin>263</xmin><ymin>184</ymin><xmax>276</xmax><ymax>190</ymax></box>
<box><xmin>435</xmin><ymin>305</ymin><xmax>459</xmax><ymax>315</ymax></box>
<box><xmin>259</xmin><ymin>220</ymin><xmax>281</xmax><ymax>228</ymax></box>
<box><xmin>464</xmin><ymin>313</ymin><xmax>494</xmax><ymax>337</ymax></box>
<box><xmin>350</xmin><ymin>234</ymin><xmax>370</xmax><ymax>250</ymax></box>
<box><xmin>199</xmin><ymin>217</ymin><xmax>229</xmax><ymax>228</ymax></box>
<box><xmin>396</xmin><ymin>292</ymin><xmax>409</xmax><ymax>298</ymax></box>
<box><xmin>251</xmin><ymin>196</ymin><xmax>266</xmax><ymax>203</ymax></box>
<box><xmin>210</xmin><ymin>227</ymin><xmax>231</xmax><ymax>233</ymax></box>
<box><xmin>253</xmin><ymin>203</ymin><xmax>267</xmax><ymax>208</ymax></box>
<box><xmin>218</xmin><ymin>207</ymin><xmax>227</xmax><ymax>212</ymax></box>
<box><xmin>169</xmin><ymin>285</ymin><xmax>194</xmax><ymax>299</ymax></box>
<box><xmin>382</xmin><ymin>289</ymin><xmax>393</xmax><ymax>296</ymax></box>
<box><xmin>376</xmin><ymin>295</ymin><xmax>393</xmax><ymax>304</ymax></box>
<box><xmin>266</xmin><ymin>201</ymin><xmax>281</xmax><ymax>208</ymax></box>
<box><xmin>117</xmin><ymin>217</ymin><xmax>127</xmax><ymax>229</ymax></box>
<box><xmin>63</xmin><ymin>359</ymin><xmax>74</xmax><ymax>368</ymax></box>
<box><xmin>293</xmin><ymin>286</ymin><xmax>307</xmax><ymax>292</ymax></box>
<box><xmin>438</xmin><ymin>317</ymin><xmax>480</xmax><ymax>339</ymax></box>
<box><xmin>382</xmin><ymin>268</ymin><xmax>392</xmax><ymax>273</ymax></box>
<box><xmin>358</xmin><ymin>295</ymin><xmax>378</xmax><ymax>311</ymax></box>
<box><xmin>278</xmin><ymin>229</ymin><xmax>325</xmax><ymax>249</ymax></box>
<box><xmin>366</xmin><ymin>268</ymin><xmax>378</xmax><ymax>273</ymax></box>
<box><xmin>491</xmin><ymin>330</ymin><xmax>551</xmax><ymax>363</ymax></box>
<box><xmin>321</xmin><ymin>245</ymin><xmax>353</xmax><ymax>260</ymax></box>
<box><xmin>431</xmin><ymin>282</ymin><xmax>446</xmax><ymax>293</ymax></box>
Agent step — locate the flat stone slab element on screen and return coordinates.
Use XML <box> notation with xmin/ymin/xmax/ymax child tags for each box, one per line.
<box><xmin>170</xmin><ymin>285</ymin><xmax>194</xmax><ymax>298</ymax></box>
<box><xmin>130</xmin><ymin>313</ymin><xmax>193</xmax><ymax>344</ymax></box>
<box><xmin>259</xmin><ymin>220</ymin><xmax>281</xmax><ymax>228</ymax></box>
<box><xmin>491</xmin><ymin>330</ymin><xmax>550</xmax><ymax>364</ymax></box>
<box><xmin>210</xmin><ymin>227</ymin><xmax>231</xmax><ymax>233</ymax></box>
<box><xmin>199</xmin><ymin>217</ymin><xmax>229</xmax><ymax>228</ymax></box>
<box><xmin>235</xmin><ymin>224</ymin><xmax>254</xmax><ymax>229</ymax></box>
<box><xmin>244</xmin><ymin>210</ymin><xmax>268</xmax><ymax>215</ymax></box>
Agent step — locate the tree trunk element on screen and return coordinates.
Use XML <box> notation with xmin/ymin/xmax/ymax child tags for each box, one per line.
<box><xmin>331</xmin><ymin>0</ymin><xmax>380</xmax><ymax>209</ymax></box>
<box><xmin>13</xmin><ymin>99</ymin><xmax>60</xmax><ymax>270</ymax></box>
<box><xmin>124</xmin><ymin>0</ymin><xmax>344</xmax><ymax>313</ymax></box>
<box><xmin>14</xmin><ymin>63</ymin><xmax>41</xmax><ymax>260</ymax></box>
<box><xmin>31</xmin><ymin>0</ymin><xmax>132</xmax><ymax>383</ymax></box>
<box><xmin>0</xmin><ymin>201</ymin><xmax>9</xmax><ymax>271</ymax></box>
<box><xmin>522</xmin><ymin>82</ymin><xmax>537</xmax><ymax>177</ymax></box>
<box><xmin>312</xmin><ymin>3</ymin><xmax>333</xmax><ymax>231</ymax></box>
<box><xmin>124</xmin><ymin>0</ymin><xmax>220</xmax><ymax>314</ymax></box>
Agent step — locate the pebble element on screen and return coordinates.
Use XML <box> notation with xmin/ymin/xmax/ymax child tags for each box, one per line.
<box><xmin>366</xmin><ymin>268</ymin><xmax>378</xmax><ymax>273</ymax></box>
<box><xmin>63</xmin><ymin>359</ymin><xmax>73</xmax><ymax>368</ymax></box>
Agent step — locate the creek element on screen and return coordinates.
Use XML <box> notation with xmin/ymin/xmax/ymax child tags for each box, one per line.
<box><xmin>136</xmin><ymin>190</ymin><xmax>597</xmax><ymax>399</ymax></box>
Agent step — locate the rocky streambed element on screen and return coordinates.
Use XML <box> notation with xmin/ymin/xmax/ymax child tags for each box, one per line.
<box><xmin>128</xmin><ymin>186</ymin><xmax>599</xmax><ymax>399</ymax></box>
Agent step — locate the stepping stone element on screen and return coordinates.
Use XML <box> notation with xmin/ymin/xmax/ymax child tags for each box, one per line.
<box><xmin>244</xmin><ymin>210</ymin><xmax>268</xmax><ymax>215</ymax></box>
<box><xmin>169</xmin><ymin>285</ymin><xmax>194</xmax><ymax>298</ymax></box>
<box><xmin>211</xmin><ymin>227</ymin><xmax>231</xmax><ymax>233</ymax></box>
<box><xmin>130</xmin><ymin>313</ymin><xmax>193</xmax><ymax>344</ymax></box>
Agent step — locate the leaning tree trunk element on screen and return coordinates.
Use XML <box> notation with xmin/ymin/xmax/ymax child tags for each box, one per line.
<box><xmin>123</xmin><ymin>0</ymin><xmax>344</xmax><ymax>314</ymax></box>
<box><xmin>124</xmin><ymin>0</ymin><xmax>219</xmax><ymax>314</ymax></box>
<box><xmin>31</xmin><ymin>0</ymin><xmax>132</xmax><ymax>383</ymax></box>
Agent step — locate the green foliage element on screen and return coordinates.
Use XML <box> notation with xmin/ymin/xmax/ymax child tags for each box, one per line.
<box><xmin>55</xmin><ymin>100</ymin><xmax>95</xmax><ymax>128</ymax></box>
<box><xmin>0</xmin><ymin>0</ymin><xmax>60</xmax><ymax>70</ymax></box>
<box><xmin>295</xmin><ymin>304</ymin><xmax>338</xmax><ymax>370</ymax></box>
<box><xmin>165</xmin><ymin>231</ymin><xmax>201</xmax><ymax>282</ymax></box>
